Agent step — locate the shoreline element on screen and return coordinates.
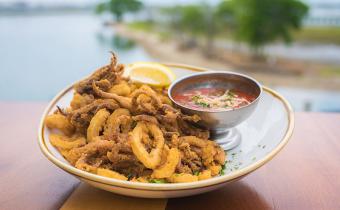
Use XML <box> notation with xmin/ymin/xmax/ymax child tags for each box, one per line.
<box><xmin>114</xmin><ymin>24</ymin><xmax>340</xmax><ymax>91</ymax></box>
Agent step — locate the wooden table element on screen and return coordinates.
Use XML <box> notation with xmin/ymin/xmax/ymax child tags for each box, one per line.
<box><xmin>0</xmin><ymin>102</ymin><xmax>339</xmax><ymax>210</ymax></box>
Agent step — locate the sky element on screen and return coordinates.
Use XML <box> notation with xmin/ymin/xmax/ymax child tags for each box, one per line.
<box><xmin>0</xmin><ymin>0</ymin><xmax>339</xmax><ymax>6</ymax></box>
<box><xmin>0</xmin><ymin>0</ymin><xmax>217</xmax><ymax>6</ymax></box>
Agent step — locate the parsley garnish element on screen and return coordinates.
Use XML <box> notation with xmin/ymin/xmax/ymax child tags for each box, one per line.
<box><xmin>196</xmin><ymin>101</ymin><xmax>210</xmax><ymax>108</ymax></box>
<box><xmin>149</xmin><ymin>179</ymin><xmax>167</xmax><ymax>184</ymax></box>
<box><xmin>131</xmin><ymin>121</ymin><xmax>137</xmax><ymax>128</ymax></box>
<box><xmin>127</xmin><ymin>173</ymin><xmax>134</xmax><ymax>180</ymax></box>
<box><xmin>191</xmin><ymin>95</ymin><xmax>202</xmax><ymax>101</ymax></box>
<box><xmin>228</xmin><ymin>91</ymin><xmax>236</xmax><ymax>97</ymax></box>
<box><xmin>219</xmin><ymin>162</ymin><xmax>227</xmax><ymax>176</ymax></box>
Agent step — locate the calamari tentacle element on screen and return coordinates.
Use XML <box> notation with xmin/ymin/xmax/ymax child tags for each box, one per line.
<box><xmin>92</xmin><ymin>81</ymin><xmax>132</xmax><ymax>109</ymax></box>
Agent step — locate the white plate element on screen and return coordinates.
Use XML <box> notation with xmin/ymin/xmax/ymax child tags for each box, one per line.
<box><xmin>38</xmin><ymin>64</ymin><xmax>294</xmax><ymax>198</ymax></box>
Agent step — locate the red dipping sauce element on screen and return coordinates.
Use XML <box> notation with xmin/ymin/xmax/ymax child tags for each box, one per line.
<box><xmin>173</xmin><ymin>87</ymin><xmax>256</xmax><ymax>111</ymax></box>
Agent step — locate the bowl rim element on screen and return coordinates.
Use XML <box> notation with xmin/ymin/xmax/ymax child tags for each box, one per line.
<box><xmin>38</xmin><ymin>63</ymin><xmax>294</xmax><ymax>191</ymax></box>
<box><xmin>168</xmin><ymin>71</ymin><xmax>263</xmax><ymax>113</ymax></box>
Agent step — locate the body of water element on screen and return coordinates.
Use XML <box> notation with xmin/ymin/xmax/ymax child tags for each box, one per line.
<box><xmin>275</xmin><ymin>86</ymin><xmax>340</xmax><ymax>112</ymax></box>
<box><xmin>219</xmin><ymin>40</ymin><xmax>340</xmax><ymax>65</ymax></box>
<box><xmin>0</xmin><ymin>13</ymin><xmax>153</xmax><ymax>101</ymax></box>
<box><xmin>0</xmin><ymin>13</ymin><xmax>339</xmax><ymax>112</ymax></box>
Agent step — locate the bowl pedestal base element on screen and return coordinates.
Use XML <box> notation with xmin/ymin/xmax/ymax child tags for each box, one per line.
<box><xmin>212</xmin><ymin>128</ymin><xmax>241</xmax><ymax>150</ymax></box>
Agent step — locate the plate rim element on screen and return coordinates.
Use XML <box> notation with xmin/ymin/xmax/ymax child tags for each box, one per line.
<box><xmin>38</xmin><ymin>63</ymin><xmax>294</xmax><ymax>191</ymax></box>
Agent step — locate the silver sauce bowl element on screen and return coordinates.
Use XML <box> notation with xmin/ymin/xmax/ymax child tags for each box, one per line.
<box><xmin>168</xmin><ymin>72</ymin><xmax>262</xmax><ymax>150</ymax></box>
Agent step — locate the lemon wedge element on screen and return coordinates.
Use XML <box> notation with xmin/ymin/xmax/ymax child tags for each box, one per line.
<box><xmin>124</xmin><ymin>62</ymin><xmax>176</xmax><ymax>87</ymax></box>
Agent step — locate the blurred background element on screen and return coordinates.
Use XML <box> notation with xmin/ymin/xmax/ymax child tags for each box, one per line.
<box><xmin>0</xmin><ymin>0</ymin><xmax>339</xmax><ymax>112</ymax></box>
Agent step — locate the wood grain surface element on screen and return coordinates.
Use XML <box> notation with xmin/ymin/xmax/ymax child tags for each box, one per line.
<box><xmin>0</xmin><ymin>102</ymin><xmax>79</xmax><ymax>210</ymax></box>
<box><xmin>61</xmin><ymin>183</ymin><xmax>167</xmax><ymax>210</ymax></box>
<box><xmin>0</xmin><ymin>102</ymin><xmax>339</xmax><ymax>210</ymax></box>
<box><xmin>166</xmin><ymin>112</ymin><xmax>340</xmax><ymax>210</ymax></box>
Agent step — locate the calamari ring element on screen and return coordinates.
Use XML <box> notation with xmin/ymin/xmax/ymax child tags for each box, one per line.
<box><xmin>107</xmin><ymin>108</ymin><xmax>130</xmax><ymax>119</ymax></box>
<box><xmin>130</xmin><ymin>177</ymin><xmax>148</xmax><ymax>183</ymax></box>
<box><xmin>198</xmin><ymin>170</ymin><xmax>212</xmax><ymax>180</ymax></box>
<box><xmin>49</xmin><ymin>133</ymin><xmax>86</xmax><ymax>150</ymax></box>
<box><xmin>87</xmin><ymin>109</ymin><xmax>110</xmax><ymax>142</ymax></box>
<box><xmin>177</xmin><ymin>120</ymin><xmax>210</xmax><ymax>139</ymax></box>
<box><xmin>131</xmin><ymin>86</ymin><xmax>162</xmax><ymax>113</ymax></box>
<box><xmin>104</xmin><ymin>115</ymin><xmax>131</xmax><ymax>141</ymax></box>
<box><xmin>75</xmin><ymin>154</ymin><xmax>98</xmax><ymax>173</ymax></box>
<box><xmin>179</xmin><ymin>136</ymin><xmax>207</xmax><ymax>148</ymax></box>
<box><xmin>97</xmin><ymin>168</ymin><xmax>128</xmax><ymax>181</ymax></box>
<box><xmin>168</xmin><ymin>173</ymin><xmax>198</xmax><ymax>183</ymax></box>
<box><xmin>201</xmin><ymin>142</ymin><xmax>217</xmax><ymax>166</ymax></box>
<box><xmin>132</xmin><ymin>115</ymin><xmax>158</xmax><ymax>125</ymax></box>
<box><xmin>108</xmin><ymin>80</ymin><xmax>131</xmax><ymax>96</ymax></box>
<box><xmin>170</xmin><ymin>134</ymin><xmax>180</xmax><ymax>148</ymax></box>
<box><xmin>59</xmin><ymin>148</ymin><xmax>71</xmax><ymax>159</ymax></box>
<box><xmin>70</xmin><ymin>99</ymin><xmax>119</xmax><ymax>130</ymax></box>
<box><xmin>70</xmin><ymin>93</ymin><xmax>94</xmax><ymax>110</ymax></box>
<box><xmin>179</xmin><ymin>136</ymin><xmax>225</xmax><ymax>167</ymax></box>
<box><xmin>208</xmin><ymin>164</ymin><xmax>222</xmax><ymax>176</ymax></box>
<box><xmin>104</xmin><ymin>108</ymin><xmax>131</xmax><ymax>140</ymax></box>
<box><xmin>67</xmin><ymin>140</ymin><xmax>114</xmax><ymax>165</ymax></box>
<box><xmin>152</xmin><ymin>148</ymin><xmax>180</xmax><ymax>178</ymax></box>
<box><xmin>159</xmin><ymin>94</ymin><xmax>172</xmax><ymax>105</ymax></box>
<box><xmin>129</xmin><ymin>122</ymin><xmax>164</xmax><ymax>169</ymax></box>
<box><xmin>138</xmin><ymin>95</ymin><xmax>157</xmax><ymax>114</ymax></box>
<box><xmin>45</xmin><ymin>114</ymin><xmax>75</xmax><ymax>136</ymax></box>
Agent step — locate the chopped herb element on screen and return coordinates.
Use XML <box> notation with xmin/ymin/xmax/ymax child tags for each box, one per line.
<box><xmin>127</xmin><ymin>173</ymin><xmax>134</xmax><ymax>180</ymax></box>
<box><xmin>219</xmin><ymin>162</ymin><xmax>227</xmax><ymax>176</ymax></box>
<box><xmin>262</xmin><ymin>145</ymin><xmax>266</xmax><ymax>149</ymax></box>
<box><xmin>222</xmin><ymin>162</ymin><xmax>227</xmax><ymax>170</ymax></box>
<box><xmin>234</xmin><ymin>166</ymin><xmax>239</xmax><ymax>170</ymax></box>
<box><xmin>196</xmin><ymin>101</ymin><xmax>210</xmax><ymax>108</ymax></box>
<box><xmin>191</xmin><ymin>95</ymin><xmax>202</xmax><ymax>101</ymax></box>
<box><xmin>231</xmin><ymin>153</ymin><xmax>236</xmax><ymax>156</ymax></box>
<box><xmin>131</xmin><ymin>121</ymin><xmax>137</xmax><ymax>128</ymax></box>
<box><xmin>149</xmin><ymin>179</ymin><xmax>167</xmax><ymax>184</ymax></box>
<box><xmin>193</xmin><ymin>171</ymin><xmax>200</xmax><ymax>176</ymax></box>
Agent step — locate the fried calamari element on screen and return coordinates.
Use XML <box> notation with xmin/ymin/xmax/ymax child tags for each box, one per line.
<box><xmin>44</xmin><ymin>52</ymin><xmax>226</xmax><ymax>183</ymax></box>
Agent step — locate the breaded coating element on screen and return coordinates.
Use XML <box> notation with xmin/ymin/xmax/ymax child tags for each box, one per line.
<box><xmin>45</xmin><ymin>52</ymin><xmax>226</xmax><ymax>183</ymax></box>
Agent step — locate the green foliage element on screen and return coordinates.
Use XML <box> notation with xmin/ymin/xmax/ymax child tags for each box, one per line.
<box><xmin>133</xmin><ymin>0</ymin><xmax>309</xmax><ymax>57</ymax></box>
<box><xmin>320</xmin><ymin>66</ymin><xmax>340</xmax><ymax>77</ymax></box>
<box><xmin>161</xmin><ymin>4</ymin><xmax>220</xmax><ymax>54</ymax></box>
<box><xmin>162</xmin><ymin>5</ymin><xmax>206</xmax><ymax>36</ymax></box>
<box><xmin>128</xmin><ymin>21</ymin><xmax>154</xmax><ymax>31</ymax></box>
<box><xmin>215</xmin><ymin>0</ymin><xmax>235</xmax><ymax>32</ymax></box>
<box><xmin>294</xmin><ymin>27</ymin><xmax>340</xmax><ymax>45</ymax></box>
<box><xmin>178</xmin><ymin>5</ymin><xmax>206</xmax><ymax>36</ymax></box>
<box><xmin>112</xmin><ymin>35</ymin><xmax>136</xmax><ymax>51</ymax></box>
<box><xmin>222</xmin><ymin>0</ymin><xmax>309</xmax><ymax>52</ymax></box>
<box><xmin>96</xmin><ymin>0</ymin><xmax>143</xmax><ymax>22</ymax></box>
<box><xmin>96</xmin><ymin>3</ymin><xmax>107</xmax><ymax>14</ymax></box>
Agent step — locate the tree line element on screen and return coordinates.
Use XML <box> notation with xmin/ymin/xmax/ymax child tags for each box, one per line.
<box><xmin>97</xmin><ymin>0</ymin><xmax>309</xmax><ymax>57</ymax></box>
